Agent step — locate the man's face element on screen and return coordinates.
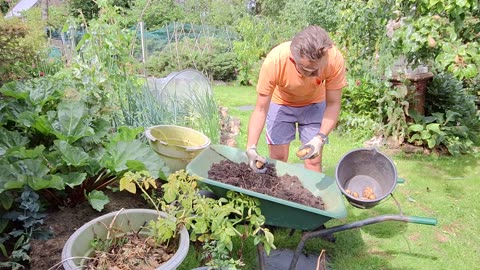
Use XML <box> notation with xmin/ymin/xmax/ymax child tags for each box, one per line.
<box><xmin>290</xmin><ymin>57</ymin><xmax>325</xmax><ymax>77</ymax></box>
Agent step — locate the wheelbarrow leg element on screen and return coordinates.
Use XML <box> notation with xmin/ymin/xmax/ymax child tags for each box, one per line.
<box><xmin>288</xmin><ymin>214</ymin><xmax>437</xmax><ymax>270</ymax></box>
<box><xmin>289</xmin><ymin>225</ymin><xmax>336</xmax><ymax>242</ymax></box>
<box><xmin>257</xmin><ymin>243</ymin><xmax>266</xmax><ymax>270</ymax></box>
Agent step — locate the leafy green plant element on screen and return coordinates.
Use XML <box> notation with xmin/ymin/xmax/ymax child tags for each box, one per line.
<box><xmin>277</xmin><ymin>0</ymin><xmax>339</xmax><ymax>33</ymax></box>
<box><xmin>233</xmin><ymin>16</ymin><xmax>280</xmax><ymax>85</ymax></box>
<box><xmin>181</xmin><ymin>0</ymin><xmax>247</xmax><ymax>29</ymax></box>
<box><xmin>425</xmin><ymin>73</ymin><xmax>480</xmax><ymax>144</ymax></box>
<box><xmin>0</xmin><ymin>78</ymin><xmax>169</xmax><ymax>211</ymax></box>
<box><xmin>67</xmin><ymin>0</ymin><xmax>134</xmax><ymax>21</ymax></box>
<box><xmin>407</xmin><ymin>113</ymin><xmax>446</xmax><ymax>149</ymax></box>
<box><xmin>407</xmin><ymin>110</ymin><xmax>474</xmax><ymax>155</ymax></box>
<box><xmin>125</xmin><ymin>0</ymin><xmax>185</xmax><ymax>31</ymax></box>
<box><xmin>120</xmin><ymin>170</ymin><xmax>276</xmax><ymax>268</ymax></box>
<box><xmin>0</xmin><ymin>16</ymin><xmax>47</xmax><ymax>85</ymax></box>
<box><xmin>0</xmin><ymin>187</ymin><xmax>52</xmax><ymax>269</ymax></box>
<box><xmin>336</xmin><ymin>0</ymin><xmax>395</xmax><ymax>76</ymax></box>
<box><xmin>377</xmin><ymin>81</ymin><xmax>409</xmax><ymax>144</ymax></box>
<box><xmin>338</xmin><ymin>77</ymin><xmax>385</xmax><ymax>140</ymax></box>
<box><xmin>392</xmin><ymin>0</ymin><xmax>479</xmax><ymax>80</ymax></box>
<box><xmin>146</xmin><ymin>35</ymin><xmax>238</xmax><ymax>81</ymax></box>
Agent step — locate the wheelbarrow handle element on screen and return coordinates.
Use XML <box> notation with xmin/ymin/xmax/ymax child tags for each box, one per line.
<box><xmin>407</xmin><ymin>216</ymin><xmax>438</xmax><ymax>226</ymax></box>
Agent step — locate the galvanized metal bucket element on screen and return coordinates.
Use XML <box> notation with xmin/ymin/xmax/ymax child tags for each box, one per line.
<box><xmin>335</xmin><ymin>148</ymin><xmax>397</xmax><ymax>209</ymax></box>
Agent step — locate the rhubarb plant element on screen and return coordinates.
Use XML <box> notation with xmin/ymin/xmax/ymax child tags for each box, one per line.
<box><xmin>0</xmin><ymin>77</ymin><xmax>169</xmax><ymax>213</ymax></box>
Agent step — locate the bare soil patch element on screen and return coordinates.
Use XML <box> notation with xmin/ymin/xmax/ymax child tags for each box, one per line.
<box><xmin>207</xmin><ymin>160</ymin><xmax>325</xmax><ymax>210</ymax></box>
<box><xmin>29</xmin><ymin>191</ymin><xmax>148</xmax><ymax>270</ymax></box>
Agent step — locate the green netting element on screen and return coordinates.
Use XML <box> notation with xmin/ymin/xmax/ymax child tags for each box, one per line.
<box><xmin>48</xmin><ymin>22</ymin><xmax>236</xmax><ymax>56</ymax></box>
<box><xmin>138</xmin><ymin>22</ymin><xmax>237</xmax><ymax>59</ymax></box>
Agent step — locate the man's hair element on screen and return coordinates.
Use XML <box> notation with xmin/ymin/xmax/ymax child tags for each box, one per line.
<box><xmin>290</xmin><ymin>25</ymin><xmax>333</xmax><ymax>61</ymax></box>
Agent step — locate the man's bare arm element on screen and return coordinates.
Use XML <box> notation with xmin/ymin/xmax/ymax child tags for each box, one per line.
<box><xmin>247</xmin><ymin>93</ymin><xmax>271</xmax><ymax>148</ymax></box>
<box><xmin>319</xmin><ymin>89</ymin><xmax>343</xmax><ymax>136</ymax></box>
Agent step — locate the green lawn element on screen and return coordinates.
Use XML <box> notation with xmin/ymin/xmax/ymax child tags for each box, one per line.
<box><xmin>208</xmin><ymin>85</ymin><xmax>480</xmax><ymax>270</ymax></box>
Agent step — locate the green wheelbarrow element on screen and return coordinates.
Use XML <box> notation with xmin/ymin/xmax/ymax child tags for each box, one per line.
<box><xmin>186</xmin><ymin>145</ymin><xmax>437</xmax><ymax>270</ymax></box>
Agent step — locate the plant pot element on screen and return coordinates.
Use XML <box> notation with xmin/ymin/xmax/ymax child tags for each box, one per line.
<box><xmin>61</xmin><ymin>208</ymin><xmax>190</xmax><ymax>270</ymax></box>
<box><xmin>389</xmin><ymin>72</ymin><xmax>434</xmax><ymax>116</ymax></box>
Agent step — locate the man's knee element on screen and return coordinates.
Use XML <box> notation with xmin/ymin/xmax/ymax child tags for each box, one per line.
<box><xmin>270</xmin><ymin>152</ymin><xmax>288</xmax><ymax>162</ymax></box>
<box><xmin>269</xmin><ymin>144</ymin><xmax>290</xmax><ymax>162</ymax></box>
<box><xmin>304</xmin><ymin>156</ymin><xmax>322</xmax><ymax>172</ymax></box>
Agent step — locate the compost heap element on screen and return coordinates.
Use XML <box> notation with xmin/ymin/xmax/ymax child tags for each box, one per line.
<box><xmin>207</xmin><ymin>160</ymin><xmax>325</xmax><ymax>210</ymax></box>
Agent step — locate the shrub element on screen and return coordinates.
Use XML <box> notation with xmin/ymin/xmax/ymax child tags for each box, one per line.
<box><xmin>0</xmin><ymin>17</ymin><xmax>46</xmax><ymax>85</ymax></box>
<box><xmin>126</xmin><ymin>0</ymin><xmax>185</xmax><ymax>30</ymax></box>
<box><xmin>425</xmin><ymin>73</ymin><xmax>480</xmax><ymax>144</ymax></box>
<box><xmin>182</xmin><ymin>0</ymin><xmax>247</xmax><ymax>29</ymax></box>
<box><xmin>339</xmin><ymin>77</ymin><xmax>383</xmax><ymax>140</ymax></box>
<box><xmin>67</xmin><ymin>0</ymin><xmax>133</xmax><ymax>21</ymax></box>
<box><xmin>146</xmin><ymin>37</ymin><xmax>238</xmax><ymax>81</ymax></box>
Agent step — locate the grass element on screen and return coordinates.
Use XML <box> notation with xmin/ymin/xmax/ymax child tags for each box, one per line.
<box><xmin>183</xmin><ymin>85</ymin><xmax>480</xmax><ymax>270</ymax></box>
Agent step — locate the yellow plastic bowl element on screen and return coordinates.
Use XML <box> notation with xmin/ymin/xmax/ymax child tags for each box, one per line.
<box><xmin>145</xmin><ymin>125</ymin><xmax>211</xmax><ymax>172</ymax></box>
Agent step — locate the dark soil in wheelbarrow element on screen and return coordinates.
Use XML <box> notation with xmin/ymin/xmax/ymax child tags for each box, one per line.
<box><xmin>208</xmin><ymin>160</ymin><xmax>325</xmax><ymax>210</ymax></box>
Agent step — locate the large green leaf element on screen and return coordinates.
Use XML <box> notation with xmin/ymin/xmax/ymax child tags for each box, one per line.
<box><xmin>426</xmin><ymin>123</ymin><xmax>442</xmax><ymax>133</ymax></box>
<box><xmin>101</xmin><ymin>140</ymin><xmax>168</xmax><ymax>179</ymax></box>
<box><xmin>0</xmin><ymin>159</ymin><xmax>65</xmax><ymax>192</ymax></box>
<box><xmin>32</xmin><ymin>114</ymin><xmax>55</xmax><ymax>135</ymax></box>
<box><xmin>0</xmin><ymin>128</ymin><xmax>29</xmax><ymax>151</ymax></box>
<box><xmin>16</xmin><ymin>159</ymin><xmax>63</xmax><ymax>190</ymax></box>
<box><xmin>28</xmin><ymin>174</ymin><xmax>64</xmax><ymax>191</ymax></box>
<box><xmin>408</xmin><ymin>124</ymin><xmax>424</xmax><ymax>132</ymax></box>
<box><xmin>0</xmin><ymin>192</ymin><xmax>13</xmax><ymax>210</ymax></box>
<box><xmin>16</xmin><ymin>111</ymin><xmax>37</xmax><ymax>128</ymax></box>
<box><xmin>58</xmin><ymin>172</ymin><xmax>87</xmax><ymax>188</ymax></box>
<box><xmin>18</xmin><ymin>159</ymin><xmax>49</xmax><ymax>178</ymax></box>
<box><xmin>84</xmin><ymin>147</ymin><xmax>106</xmax><ymax>176</ymax></box>
<box><xmin>0</xmin><ymin>82</ymin><xmax>29</xmax><ymax>100</ymax></box>
<box><xmin>86</xmin><ymin>190</ymin><xmax>109</xmax><ymax>212</ymax></box>
<box><xmin>52</xmin><ymin>101</ymin><xmax>94</xmax><ymax>143</ymax></box>
<box><xmin>5</xmin><ymin>146</ymin><xmax>45</xmax><ymax>160</ymax></box>
<box><xmin>83</xmin><ymin>118</ymin><xmax>111</xmax><ymax>144</ymax></box>
<box><xmin>109</xmin><ymin>126</ymin><xmax>144</xmax><ymax>143</ymax></box>
<box><xmin>54</xmin><ymin>140</ymin><xmax>90</xmax><ymax>167</ymax></box>
<box><xmin>0</xmin><ymin>163</ymin><xmax>26</xmax><ymax>192</ymax></box>
<box><xmin>125</xmin><ymin>160</ymin><xmax>147</xmax><ymax>171</ymax></box>
<box><xmin>27</xmin><ymin>80</ymin><xmax>58</xmax><ymax>108</ymax></box>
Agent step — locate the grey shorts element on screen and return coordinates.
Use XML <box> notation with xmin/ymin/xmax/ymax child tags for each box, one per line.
<box><xmin>265</xmin><ymin>102</ymin><xmax>326</xmax><ymax>145</ymax></box>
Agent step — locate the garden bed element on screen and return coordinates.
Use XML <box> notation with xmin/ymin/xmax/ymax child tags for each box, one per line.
<box><xmin>29</xmin><ymin>191</ymin><xmax>148</xmax><ymax>269</ymax></box>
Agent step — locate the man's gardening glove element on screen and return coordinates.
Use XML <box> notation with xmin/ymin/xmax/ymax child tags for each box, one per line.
<box><xmin>246</xmin><ymin>145</ymin><xmax>267</xmax><ymax>173</ymax></box>
<box><xmin>296</xmin><ymin>133</ymin><xmax>328</xmax><ymax>160</ymax></box>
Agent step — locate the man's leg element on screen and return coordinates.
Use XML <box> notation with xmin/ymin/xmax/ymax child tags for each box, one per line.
<box><xmin>298</xmin><ymin>102</ymin><xmax>326</xmax><ymax>173</ymax></box>
<box><xmin>265</xmin><ymin>103</ymin><xmax>296</xmax><ymax>161</ymax></box>
<box><xmin>304</xmin><ymin>147</ymin><xmax>323</xmax><ymax>172</ymax></box>
<box><xmin>268</xmin><ymin>143</ymin><xmax>290</xmax><ymax>162</ymax></box>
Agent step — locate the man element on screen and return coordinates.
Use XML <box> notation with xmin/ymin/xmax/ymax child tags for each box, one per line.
<box><xmin>246</xmin><ymin>25</ymin><xmax>347</xmax><ymax>173</ymax></box>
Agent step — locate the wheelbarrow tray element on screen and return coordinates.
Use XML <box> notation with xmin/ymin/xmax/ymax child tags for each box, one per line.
<box><xmin>186</xmin><ymin>145</ymin><xmax>347</xmax><ymax>231</ymax></box>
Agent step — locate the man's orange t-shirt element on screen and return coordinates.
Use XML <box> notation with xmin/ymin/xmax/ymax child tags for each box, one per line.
<box><xmin>256</xmin><ymin>41</ymin><xmax>347</xmax><ymax>107</ymax></box>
